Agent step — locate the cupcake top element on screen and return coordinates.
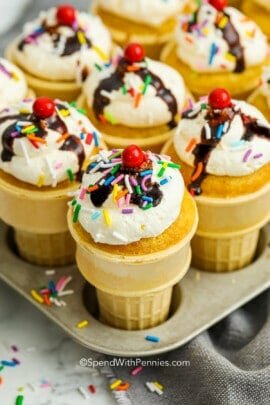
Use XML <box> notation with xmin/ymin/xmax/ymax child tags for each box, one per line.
<box><xmin>15</xmin><ymin>4</ymin><xmax>112</xmax><ymax>81</ymax></box>
<box><xmin>82</xmin><ymin>43</ymin><xmax>186</xmax><ymax>129</ymax></box>
<box><xmin>71</xmin><ymin>145</ymin><xmax>183</xmax><ymax>245</ymax></box>
<box><xmin>0</xmin><ymin>97</ymin><xmax>101</xmax><ymax>187</ymax></box>
<box><xmin>96</xmin><ymin>0</ymin><xmax>185</xmax><ymax>27</ymax></box>
<box><xmin>176</xmin><ymin>0</ymin><xmax>268</xmax><ymax>73</ymax></box>
<box><xmin>0</xmin><ymin>58</ymin><xmax>27</xmax><ymax>110</ymax></box>
<box><xmin>175</xmin><ymin>88</ymin><xmax>270</xmax><ymax>195</ymax></box>
<box><xmin>258</xmin><ymin>68</ymin><xmax>270</xmax><ymax>109</ymax></box>
<box><xmin>254</xmin><ymin>0</ymin><xmax>270</xmax><ymax>11</ymax></box>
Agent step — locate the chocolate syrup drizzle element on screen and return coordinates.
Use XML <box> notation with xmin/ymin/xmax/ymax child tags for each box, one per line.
<box><xmin>18</xmin><ymin>21</ymin><xmax>91</xmax><ymax>57</ymax></box>
<box><xmin>86</xmin><ymin>155</ymin><xmax>163</xmax><ymax>209</ymax></box>
<box><xmin>182</xmin><ymin>107</ymin><xmax>270</xmax><ymax>195</ymax></box>
<box><xmin>93</xmin><ymin>58</ymin><xmax>178</xmax><ymax>129</ymax></box>
<box><xmin>221</xmin><ymin>13</ymin><xmax>245</xmax><ymax>73</ymax></box>
<box><xmin>188</xmin><ymin>8</ymin><xmax>245</xmax><ymax>73</ymax></box>
<box><xmin>0</xmin><ymin>103</ymin><xmax>85</xmax><ymax>172</ymax></box>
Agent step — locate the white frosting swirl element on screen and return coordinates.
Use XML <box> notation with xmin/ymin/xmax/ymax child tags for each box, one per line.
<box><xmin>74</xmin><ymin>149</ymin><xmax>184</xmax><ymax>245</ymax></box>
<box><xmin>176</xmin><ymin>4</ymin><xmax>268</xmax><ymax>72</ymax></box>
<box><xmin>83</xmin><ymin>58</ymin><xmax>186</xmax><ymax>128</ymax></box>
<box><xmin>0</xmin><ymin>99</ymin><xmax>101</xmax><ymax>187</ymax></box>
<box><xmin>0</xmin><ymin>59</ymin><xmax>27</xmax><ymax>110</ymax></box>
<box><xmin>14</xmin><ymin>7</ymin><xmax>112</xmax><ymax>81</ymax></box>
<box><xmin>175</xmin><ymin>100</ymin><xmax>270</xmax><ymax>176</ymax></box>
<box><xmin>96</xmin><ymin>0</ymin><xmax>185</xmax><ymax>27</ymax></box>
<box><xmin>254</xmin><ymin>0</ymin><xmax>270</xmax><ymax>11</ymax></box>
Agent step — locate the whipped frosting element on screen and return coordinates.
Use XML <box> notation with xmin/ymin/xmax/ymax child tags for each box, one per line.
<box><xmin>254</xmin><ymin>0</ymin><xmax>270</xmax><ymax>11</ymax></box>
<box><xmin>258</xmin><ymin>68</ymin><xmax>270</xmax><ymax>109</ymax></box>
<box><xmin>83</xmin><ymin>55</ymin><xmax>186</xmax><ymax>128</ymax></box>
<box><xmin>14</xmin><ymin>7</ymin><xmax>112</xmax><ymax>81</ymax></box>
<box><xmin>96</xmin><ymin>0</ymin><xmax>185</xmax><ymax>27</ymax></box>
<box><xmin>0</xmin><ymin>58</ymin><xmax>27</xmax><ymax>110</ymax></box>
<box><xmin>176</xmin><ymin>4</ymin><xmax>268</xmax><ymax>73</ymax></box>
<box><xmin>175</xmin><ymin>99</ymin><xmax>270</xmax><ymax>194</ymax></box>
<box><xmin>72</xmin><ymin>149</ymin><xmax>184</xmax><ymax>245</ymax></box>
<box><xmin>0</xmin><ymin>99</ymin><xmax>101</xmax><ymax>187</ymax></box>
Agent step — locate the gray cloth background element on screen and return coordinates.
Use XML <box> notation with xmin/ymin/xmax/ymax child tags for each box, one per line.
<box><xmin>0</xmin><ymin>1</ymin><xmax>269</xmax><ymax>404</ymax></box>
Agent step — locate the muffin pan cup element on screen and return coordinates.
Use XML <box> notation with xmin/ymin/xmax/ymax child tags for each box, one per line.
<box><xmin>0</xmin><ymin>220</ymin><xmax>269</xmax><ymax>357</ymax></box>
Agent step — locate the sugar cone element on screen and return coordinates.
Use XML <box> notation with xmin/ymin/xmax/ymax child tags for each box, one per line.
<box><xmin>162</xmin><ymin>140</ymin><xmax>270</xmax><ymax>272</ymax></box>
<box><xmin>67</xmin><ymin>191</ymin><xmax>198</xmax><ymax>330</ymax></box>
<box><xmin>5</xmin><ymin>40</ymin><xmax>81</xmax><ymax>102</ymax></box>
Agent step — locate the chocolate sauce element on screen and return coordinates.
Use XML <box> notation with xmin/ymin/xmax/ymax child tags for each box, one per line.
<box><xmin>60</xmin><ymin>135</ymin><xmax>85</xmax><ymax>170</ymax></box>
<box><xmin>189</xmin><ymin>112</ymin><xmax>227</xmax><ymax>195</ymax></box>
<box><xmin>18</xmin><ymin>21</ymin><xmax>91</xmax><ymax>57</ymax></box>
<box><xmin>187</xmin><ymin>108</ymin><xmax>270</xmax><ymax>195</ymax></box>
<box><xmin>0</xmin><ymin>104</ymin><xmax>85</xmax><ymax>172</ymax></box>
<box><xmin>90</xmin><ymin>185</ymin><xmax>113</xmax><ymax>207</ymax></box>
<box><xmin>93</xmin><ymin>58</ymin><xmax>178</xmax><ymax>128</ymax></box>
<box><xmin>220</xmin><ymin>14</ymin><xmax>245</xmax><ymax>73</ymax></box>
<box><xmin>241</xmin><ymin>117</ymin><xmax>270</xmax><ymax>142</ymax></box>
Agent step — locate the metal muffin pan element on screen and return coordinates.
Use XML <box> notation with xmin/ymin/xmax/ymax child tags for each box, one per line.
<box><xmin>0</xmin><ymin>221</ymin><xmax>269</xmax><ymax>357</ymax></box>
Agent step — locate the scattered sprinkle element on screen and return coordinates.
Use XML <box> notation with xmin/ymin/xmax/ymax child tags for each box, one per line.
<box><xmin>15</xmin><ymin>395</ymin><xmax>24</xmax><ymax>405</ymax></box>
<box><xmin>30</xmin><ymin>289</ymin><xmax>44</xmax><ymax>304</ymax></box>
<box><xmin>110</xmin><ymin>380</ymin><xmax>122</xmax><ymax>390</ymax></box>
<box><xmin>145</xmin><ymin>335</ymin><xmax>160</xmax><ymax>343</ymax></box>
<box><xmin>76</xmin><ymin>320</ymin><xmax>89</xmax><ymax>329</ymax></box>
<box><xmin>131</xmin><ymin>366</ymin><xmax>143</xmax><ymax>376</ymax></box>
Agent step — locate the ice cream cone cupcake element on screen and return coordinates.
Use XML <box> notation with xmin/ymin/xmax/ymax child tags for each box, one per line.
<box><xmin>161</xmin><ymin>0</ymin><xmax>268</xmax><ymax>98</ymax></box>
<box><xmin>77</xmin><ymin>43</ymin><xmax>189</xmax><ymax>153</ymax></box>
<box><xmin>91</xmin><ymin>0</ymin><xmax>187</xmax><ymax>59</ymax></box>
<box><xmin>248</xmin><ymin>68</ymin><xmax>270</xmax><ymax>122</ymax></box>
<box><xmin>162</xmin><ymin>88</ymin><xmax>270</xmax><ymax>272</ymax></box>
<box><xmin>68</xmin><ymin>145</ymin><xmax>198</xmax><ymax>330</ymax></box>
<box><xmin>0</xmin><ymin>97</ymin><xmax>103</xmax><ymax>266</ymax></box>
<box><xmin>242</xmin><ymin>0</ymin><xmax>270</xmax><ymax>37</ymax></box>
<box><xmin>0</xmin><ymin>58</ymin><xmax>34</xmax><ymax>108</ymax></box>
<box><xmin>5</xmin><ymin>4</ymin><xmax>112</xmax><ymax>102</ymax></box>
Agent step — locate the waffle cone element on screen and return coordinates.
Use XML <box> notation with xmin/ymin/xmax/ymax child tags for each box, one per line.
<box><xmin>5</xmin><ymin>40</ymin><xmax>81</xmax><ymax>102</ymax></box>
<box><xmin>161</xmin><ymin>140</ymin><xmax>270</xmax><ymax>272</ymax></box>
<box><xmin>67</xmin><ymin>192</ymin><xmax>198</xmax><ymax>330</ymax></box>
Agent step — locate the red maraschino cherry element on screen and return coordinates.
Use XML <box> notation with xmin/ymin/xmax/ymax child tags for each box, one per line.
<box><xmin>122</xmin><ymin>145</ymin><xmax>145</xmax><ymax>168</ymax></box>
<box><xmin>124</xmin><ymin>43</ymin><xmax>145</xmax><ymax>63</ymax></box>
<box><xmin>208</xmin><ymin>88</ymin><xmax>231</xmax><ymax>109</ymax></box>
<box><xmin>209</xmin><ymin>0</ymin><xmax>227</xmax><ymax>11</ymax></box>
<box><xmin>56</xmin><ymin>4</ymin><xmax>76</xmax><ymax>26</ymax></box>
<box><xmin>33</xmin><ymin>97</ymin><xmax>55</xmax><ymax>119</ymax></box>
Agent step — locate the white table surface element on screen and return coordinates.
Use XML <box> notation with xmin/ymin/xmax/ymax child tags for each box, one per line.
<box><xmin>0</xmin><ymin>281</ymin><xmax>116</xmax><ymax>405</ymax></box>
